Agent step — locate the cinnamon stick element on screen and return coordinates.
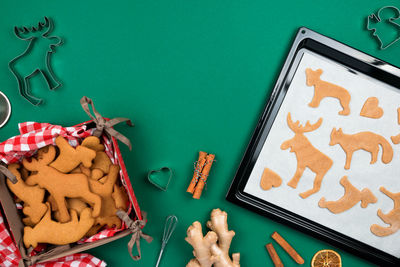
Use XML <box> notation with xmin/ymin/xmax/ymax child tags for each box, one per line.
<box><xmin>193</xmin><ymin>153</ymin><xmax>215</xmax><ymax>199</ymax></box>
<box><xmin>271</xmin><ymin>232</ymin><xmax>304</xmax><ymax>264</ymax></box>
<box><xmin>187</xmin><ymin>151</ymin><xmax>207</xmax><ymax>194</ymax></box>
<box><xmin>266</xmin><ymin>243</ymin><xmax>284</xmax><ymax>267</ymax></box>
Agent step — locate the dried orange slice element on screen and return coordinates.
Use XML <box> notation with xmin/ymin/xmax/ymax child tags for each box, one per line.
<box><xmin>311</xmin><ymin>249</ymin><xmax>341</xmax><ymax>267</ymax></box>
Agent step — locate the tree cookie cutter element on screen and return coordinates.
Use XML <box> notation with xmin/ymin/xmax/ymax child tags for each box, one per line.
<box><xmin>147</xmin><ymin>167</ymin><xmax>173</xmax><ymax>191</ymax></box>
<box><xmin>8</xmin><ymin>17</ymin><xmax>63</xmax><ymax>106</ymax></box>
<box><xmin>367</xmin><ymin>6</ymin><xmax>400</xmax><ymax>50</ymax></box>
<box><xmin>0</xmin><ymin>91</ymin><xmax>11</xmax><ymax>128</ymax></box>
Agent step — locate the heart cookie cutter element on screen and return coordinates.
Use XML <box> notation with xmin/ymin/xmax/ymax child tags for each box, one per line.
<box><xmin>147</xmin><ymin>167</ymin><xmax>173</xmax><ymax>191</ymax></box>
<box><xmin>0</xmin><ymin>91</ymin><xmax>11</xmax><ymax>128</ymax></box>
<box><xmin>367</xmin><ymin>6</ymin><xmax>400</xmax><ymax>50</ymax></box>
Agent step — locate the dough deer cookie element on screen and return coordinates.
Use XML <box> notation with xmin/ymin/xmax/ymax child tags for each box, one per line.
<box><xmin>23</xmin><ymin>203</ymin><xmax>94</xmax><ymax>248</ymax></box>
<box><xmin>6</xmin><ymin>164</ymin><xmax>47</xmax><ymax>225</ymax></box>
<box><xmin>112</xmin><ymin>185</ymin><xmax>129</xmax><ymax>210</ymax></box>
<box><xmin>50</xmin><ymin>136</ymin><xmax>96</xmax><ymax>173</ymax></box>
<box><xmin>360</xmin><ymin>97</ymin><xmax>383</xmax><ymax>119</ymax></box>
<box><xmin>281</xmin><ymin>113</ymin><xmax>333</xmax><ymax>198</ymax></box>
<box><xmin>23</xmin><ymin>145</ymin><xmax>101</xmax><ymax>223</ymax></box>
<box><xmin>81</xmin><ymin>136</ymin><xmax>105</xmax><ymax>152</ymax></box>
<box><xmin>371</xmin><ymin>187</ymin><xmax>400</xmax><ymax>237</ymax></box>
<box><xmin>319</xmin><ymin>176</ymin><xmax>377</xmax><ymax>214</ymax></box>
<box><xmin>88</xmin><ymin>164</ymin><xmax>122</xmax><ymax>230</ymax></box>
<box><xmin>330</xmin><ymin>128</ymin><xmax>393</xmax><ymax>170</ymax></box>
<box><xmin>260</xmin><ymin>168</ymin><xmax>282</xmax><ymax>190</ymax></box>
<box><xmin>305</xmin><ymin>68</ymin><xmax>351</xmax><ymax>115</ymax></box>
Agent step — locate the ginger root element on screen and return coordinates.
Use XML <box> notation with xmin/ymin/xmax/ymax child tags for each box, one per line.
<box><xmin>185</xmin><ymin>209</ymin><xmax>240</xmax><ymax>267</ymax></box>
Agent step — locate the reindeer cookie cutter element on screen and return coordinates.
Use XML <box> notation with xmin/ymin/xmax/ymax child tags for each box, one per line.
<box><xmin>8</xmin><ymin>17</ymin><xmax>63</xmax><ymax>106</ymax></box>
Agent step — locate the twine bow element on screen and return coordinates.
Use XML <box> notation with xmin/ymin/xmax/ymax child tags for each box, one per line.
<box><xmin>80</xmin><ymin>96</ymin><xmax>133</xmax><ymax>150</ymax></box>
<box><xmin>117</xmin><ymin>210</ymin><xmax>153</xmax><ymax>261</ymax></box>
<box><xmin>0</xmin><ymin>163</ymin><xmax>17</xmax><ymax>184</ymax></box>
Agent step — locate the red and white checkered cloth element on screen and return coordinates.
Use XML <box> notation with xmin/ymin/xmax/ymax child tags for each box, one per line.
<box><xmin>0</xmin><ymin>121</ymin><xmax>135</xmax><ymax>266</ymax></box>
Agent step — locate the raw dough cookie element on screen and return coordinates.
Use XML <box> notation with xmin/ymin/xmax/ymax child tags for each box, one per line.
<box><xmin>391</xmin><ymin>134</ymin><xmax>400</xmax><ymax>144</ymax></box>
<box><xmin>371</xmin><ymin>187</ymin><xmax>400</xmax><ymax>237</ymax></box>
<box><xmin>260</xmin><ymin>168</ymin><xmax>282</xmax><ymax>190</ymax></box>
<box><xmin>281</xmin><ymin>113</ymin><xmax>333</xmax><ymax>198</ymax></box>
<box><xmin>319</xmin><ymin>176</ymin><xmax>377</xmax><ymax>214</ymax></box>
<box><xmin>305</xmin><ymin>68</ymin><xmax>351</xmax><ymax>115</ymax></box>
<box><xmin>330</xmin><ymin>128</ymin><xmax>393</xmax><ymax>170</ymax></box>
<box><xmin>360</xmin><ymin>97</ymin><xmax>383</xmax><ymax>119</ymax></box>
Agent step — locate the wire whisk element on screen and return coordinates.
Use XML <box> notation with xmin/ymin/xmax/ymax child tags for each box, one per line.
<box><xmin>155</xmin><ymin>215</ymin><xmax>178</xmax><ymax>267</ymax></box>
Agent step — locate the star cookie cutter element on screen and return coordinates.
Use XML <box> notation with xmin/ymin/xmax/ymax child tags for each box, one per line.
<box><xmin>367</xmin><ymin>6</ymin><xmax>400</xmax><ymax>50</ymax></box>
<box><xmin>147</xmin><ymin>167</ymin><xmax>173</xmax><ymax>191</ymax></box>
<box><xmin>8</xmin><ymin>17</ymin><xmax>63</xmax><ymax>105</ymax></box>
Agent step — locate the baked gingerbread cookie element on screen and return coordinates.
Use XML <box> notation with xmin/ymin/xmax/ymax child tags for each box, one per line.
<box><xmin>260</xmin><ymin>168</ymin><xmax>282</xmax><ymax>190</ymax></box>
<box><xmin>24</xmin><ymin>145</ymin><xmax>101</xmax><ymax>223</ymax></box>
<box><xmin>50</xmin><ymin>136</ymin><xmax>96</xmax><ymax>173</ymax></box>
<box><xmin>319</xmin><ymin>176</ymin><xmax>377</xmax><ymax>214</ymax></box>
<box><xmin>7</xmin><ymin>164</ymin><xmax>47</xmax><ymax>226</ymax></box>
<box><xmin>81</xmin><ymin>136</ymin><xmax>105</xmax><ymax>152</ymax></box>
<box><xmin>24</xmin><ymin>203</ymin><xmax>94</xmax><ymax>248</ymax></box>
<box><xmin>330</xmin><ymin>128</ymin><xmax>393</xmax><ymax>169</ymax></box>
<box><xmin>112</xmin><ymin>184</ymin><xmax>129</xmax><ymax>210</ymax></box>
<box><xmin>305</xmin><ymin>68</ymin><xmax>351</xmax><ymax>115</ymax></box>
<box><xmin>360</xmin><ymin>97</ymin><xmax>383</xmax><ymax>119</ymax></box>
<box><xmin>371</xmin><ymin>187</ymin><xmax>400</xmax><ymax>237</ymax></box>
<box><xmin>281</xmin><ymin>113</ymin><xmax>333</xmax><ymax>198</ymax></box>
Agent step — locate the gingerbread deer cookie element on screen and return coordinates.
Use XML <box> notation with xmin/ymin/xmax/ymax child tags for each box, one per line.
<box><xmin>281</xmin><ymin>113</ymin><xmax>333</xmax><ymax>198</ymax></box>
<box><xmin>371</xmin><ymin>187</ymin><xmax>400</xmax><ymax>237</ymax></box>
<box><xmin>6</xmin><ymin>164</ymin><xmax>47</xmax><ymax>225</ymax></box>
<box><xmin>24</xmin><ymin>203</ymin><xmax>94</xmax><ymax>248</ymax></box>
<box><xmin>305</xmin><ymin>68</ymin><xmax>351</xmax><ymax>115</ymax></box>
<box><xmin>50</xmin><ymin>136</ymin><xmax>96</xmax><ymax>173</ymax></box>
<box><xmin>330</xmin><ymin>128</ymin><xmax>393</xmax><ymax>169</ymax></box>
<box><xmin>24</xmin><ymin>145</ymin><xmax>101</xmax><ymax>223</ymax></box>
<box><xmin>319</xmin><ymin>176</ymin><xmax>377</xmax><ymax>214</ymax></box>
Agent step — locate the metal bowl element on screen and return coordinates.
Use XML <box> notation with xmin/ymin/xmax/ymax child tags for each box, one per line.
<box><xmin>0</xmin><ymin>91</ymin><xmax>11</xmax><ymax>128</ymax></box>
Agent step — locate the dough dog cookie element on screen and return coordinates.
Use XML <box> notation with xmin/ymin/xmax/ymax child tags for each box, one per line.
<box><xmin>24</xmin><ymin>145</ymin><xmax>101</xmax><ymax>223</ymax></box>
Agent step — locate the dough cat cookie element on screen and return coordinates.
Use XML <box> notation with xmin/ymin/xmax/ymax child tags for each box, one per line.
<box><xmin>281</xmin><ymin>113</ymin><xmax>333</xmax><ymax>198</ymax></box>
<box><xmin>24</xmin><ymin>145</ymin><xmax>101</xmax><ymax>223</ymax></box>
<box><xmin>319</xmin><ymin>176</ymin><xmax>377</xmax><ymax>214</ymax></box>
<box><xmin>7</xmin><ymin>164</ymin><xmax>47</xmax><ymax>225</ymax></box>
<box><xmin>305</xmin><ymin>68</ymin><xmax>351</xmax><ymax>115</ymax></box>
<box><xmin>50</xmin><ymin>136</ymin><xmax>96</xmax><ymax>173</ymax></box>
<box><xmin>371</xmin><ymin>187</ymin><xmax>400</xmax><ymax>237</ymax></box>
<box><xmin>360</xmin><ymin>97</ymin><xmax>383</xmax><ymax>119</ymax></box>
<box><xmin>24</xmin><ymin>203</ymin><xmax>94</xmax><ymax>248</ymax></box>
<box><xmin>330</xmin><ymin>128</ymin><xmax>393</xmax><ymax>169</ymax></box>
<box><xmin>260</xmin><ymin>168</ymin><xmax>282</xmax><ymax>190</ymax></box>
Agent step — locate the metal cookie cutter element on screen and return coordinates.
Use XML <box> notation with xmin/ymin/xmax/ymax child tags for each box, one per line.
<box><xmin>8</xmin><ymin>17</ymin><xmax>63</xmax><ymax>106</ymax></box>
<box><xmin>367</xmin><ymin>6</ymin><xmax>400</xmax><ymax>50</ymax></box>
<box><xmin>0</xmin><ymin>91</ymin><xmax>11</xmax><ymax>128</ymax></box>
<box><xmin>147</xmin><ymin>167</ymin><xmax>173</xmax><ymax>191</ymax></box>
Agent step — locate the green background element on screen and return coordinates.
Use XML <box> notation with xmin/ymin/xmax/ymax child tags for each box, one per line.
<box><xmin>1</xmin><ymin>0</ymin><xmax>399</xmax><ymax>266</ymax></box>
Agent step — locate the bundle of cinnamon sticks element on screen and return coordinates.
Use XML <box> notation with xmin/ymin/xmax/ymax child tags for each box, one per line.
<box><xmin>186</xmin><ymin>151</ymin><xmax>215</xmax><ymax>199</ymax></box>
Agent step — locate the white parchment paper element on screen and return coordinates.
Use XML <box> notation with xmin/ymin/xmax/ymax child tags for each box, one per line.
<box><xmin>244</xmin><ymin>50</ymin><xmax>400</xmax><ymax>257</ymax></box>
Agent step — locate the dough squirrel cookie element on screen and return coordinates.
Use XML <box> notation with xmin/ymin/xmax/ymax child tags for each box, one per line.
<box><xmin>23</xmin><ymin>145</ymin><xmax>101</xmax><ymax>223</ymax></box>
<box><xmin>330</xmin><ymin>128</ymin><xmax>393</xmax><ymax>169</ymax></box>
<box><xmin>371</xmin><ymin>187</ymin><xmax>400</xmax><ymax>237</ymax></box>
<box><xmin>23</xmin><ymin>203</ymin><xmax>94</xmax><ymax>248</ymax></box>
<box><xmin>360</xmin><ymin>97</ymin><xmax>383</xmax><ymax>119</ymax></box>
<box><xmin>260</xmin><ymin>168</ymin><xmax>282</xmax><ymax>190</ymax></box>
<box><xmin>305</xmin><ymin>68</ymin><xmax>351</xmax><ymax>115</ymax></box>
<box><xmin>50</xmin><ymin>136</ymin><xmax>96</xmax><ymax>173</ymax></box>
<box><xmin>281</xmin><ymin>113</ymin><xmax>333</xmax><ymax>198</ymax></box>
<box><xmin>6</xmin><ymin>164</ymin><xmax>47</xmax><ymax>225</ymax></box>
<box><xmin>319</xmin><ymin>176</ymin><xmax>377</xmax><ymax>214</ymax></box>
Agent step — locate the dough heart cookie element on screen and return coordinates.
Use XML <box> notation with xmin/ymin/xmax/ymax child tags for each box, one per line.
<box><xmin>360</xmin><ymin>97</ymin><xmax>383</xmax><ymax>119</ymax></box>
<box><xmin>260</xmin><ymin>168</ymin><xmax>282</xmax><ymax>190</ymax></box>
